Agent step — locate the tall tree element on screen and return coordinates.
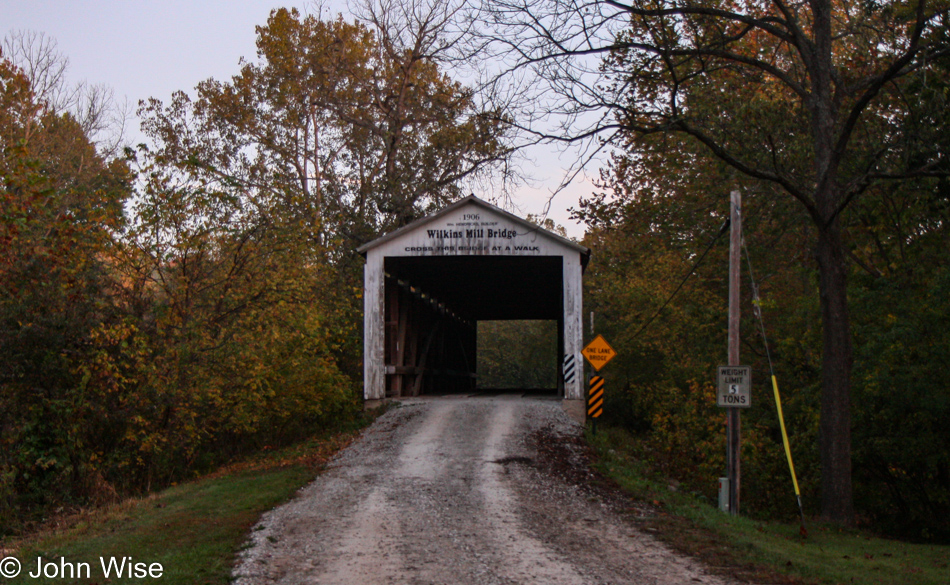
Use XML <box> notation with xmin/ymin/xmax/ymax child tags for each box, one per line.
<box><xmin>3</xmin><ymin>30</ymin><xmax>130</xmax><ymax>157</ymax></box>
<box><xmin>138</xmin><ymin>7</ymin><xmax>511</xmax><ymax>249</ymax></box>
<box><xmin>479</xmin><ymin>0</ymin><xmax>950</xmax><ymax>523</ymax></box>
<box><xmin>0</xmin><ymin>57</ymin><xmax>131</xmax><ymax>518</ymax></box>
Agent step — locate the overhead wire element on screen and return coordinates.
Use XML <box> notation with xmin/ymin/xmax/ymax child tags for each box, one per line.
<box><xmin>630</xmin><ymin>218</ymin><xmax>731</xmax><ymax>340</ymax></box>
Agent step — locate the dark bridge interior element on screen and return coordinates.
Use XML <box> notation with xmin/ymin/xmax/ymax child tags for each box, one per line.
<box><xmin>382</xmin><ymin>256</ymin><xmax>563</xmax><ymax>397</ymax></box>
<box><xmin>387</xmin><ymin>256</ymin><xmax>563</xmax><ymax>320</ymax></box>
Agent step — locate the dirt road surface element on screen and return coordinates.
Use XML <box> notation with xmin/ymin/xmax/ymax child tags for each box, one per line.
<box><xmin>233</xmin><ymin>395</ymin><xmax>744</xmax><ymax>585</ymax></box>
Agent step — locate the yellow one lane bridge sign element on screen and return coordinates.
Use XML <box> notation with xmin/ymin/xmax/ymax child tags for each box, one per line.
<box><xmin>582</xmin><ymin>335</ymin><xmax>617</xmax><ymax>371</ymax></box>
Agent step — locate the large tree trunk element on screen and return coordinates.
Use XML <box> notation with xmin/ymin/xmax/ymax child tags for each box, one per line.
<box><xmin>810</xmin><ymin>0</ymin><xmax>855</xmax><ymax>522</ymax></box>
<box><xmin>815</xmin><ymin>216</ymin><xmax>855</xmax><ymax>525</ymax></box>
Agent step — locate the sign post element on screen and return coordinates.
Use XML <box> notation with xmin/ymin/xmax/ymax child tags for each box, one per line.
<box><xmin>726</xmin><ymin>189</ymin><xmax>742</xmax><ymax>515</ymax></box>
<box><xmin>582</xmin><ymin>335</ymin><xmax>616</xmax><ymax>433</ymax></box>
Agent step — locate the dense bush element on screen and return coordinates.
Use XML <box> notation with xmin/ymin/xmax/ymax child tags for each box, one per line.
<box><xmin>850</xmin><ymin>267</ymin><xmax>950</xmax><ymax>541</ymax></box>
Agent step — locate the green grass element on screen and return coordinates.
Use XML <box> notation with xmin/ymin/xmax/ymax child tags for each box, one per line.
<box><xmin>5</xmin><ymin>410</ymin><xmax>944</xmax><ymax>585</ymax></box>
<box><xmin>587</xmin><ymin>425</ymin><xmax>950</xmax><ymax>585</ymax></box>
<box><xmin>1</xmin><ymin>410</ymin><xmax>384</xmax><ymax>585</ymax></box>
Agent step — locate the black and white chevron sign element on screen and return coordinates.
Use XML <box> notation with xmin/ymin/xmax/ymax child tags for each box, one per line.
<box><xmin>563</xmin><ymin>354</ymin><xmax>576</xmax><ymax>385</ymax></box>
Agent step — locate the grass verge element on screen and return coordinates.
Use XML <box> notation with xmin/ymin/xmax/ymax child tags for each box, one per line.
<box><xmin>587</xmin><ymin>425</ymin><xmax>950</xmax><ymax>585</ymax></box>
<box><xmin>0</xmin><ymin>408</ymin><xmax>387</xmax><ymax>585</ymax></box>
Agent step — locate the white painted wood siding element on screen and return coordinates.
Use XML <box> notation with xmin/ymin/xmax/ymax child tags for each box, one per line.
<box><xmin>562</xmin><ymin>254</ymin><xmax>584</xmax><ymax>400</ymax></box>
<box><xmin>363</xmin><ymin>252</ymin><xmax>386</xmax><ymax>400</ymax></box>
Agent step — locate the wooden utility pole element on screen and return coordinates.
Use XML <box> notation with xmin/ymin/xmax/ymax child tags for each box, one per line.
<box><xmin>727</xmin><ymin>189</ymin><xmax>742</xmax><ymax>515</ymax></box>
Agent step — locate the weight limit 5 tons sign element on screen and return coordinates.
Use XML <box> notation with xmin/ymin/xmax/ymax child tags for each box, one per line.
<box><xmin>717</xmin><ymin>366</ymin><xmax>752</xmax><ymax>408</ymax></box>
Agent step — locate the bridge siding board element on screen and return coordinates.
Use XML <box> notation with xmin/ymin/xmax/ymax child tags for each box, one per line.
<box><xmin>364</xmin><ymin>251</ymin><xmax>386</xmax><ymax>400</ymax></box>
<box><xmin>563</xmin><ymin>254</ymin><xmax>584</xmax><ymax>400</ymax></box>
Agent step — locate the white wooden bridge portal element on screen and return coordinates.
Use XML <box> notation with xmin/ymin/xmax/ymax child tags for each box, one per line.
<box><xmin>359</xmin><ymin>196</ymin><xmax>590</xmax><ymax>405</ymax></box>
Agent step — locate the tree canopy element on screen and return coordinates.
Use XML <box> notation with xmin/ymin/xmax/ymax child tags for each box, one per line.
<box><xmin>138</xmin><ymin>8</ymin><xmax>511</xmax><ymax>250</ymax></box>
<box><xmin>480</xmin><ymin>0</ymin><xmax>950</xmax><ymax>524</ymax></box>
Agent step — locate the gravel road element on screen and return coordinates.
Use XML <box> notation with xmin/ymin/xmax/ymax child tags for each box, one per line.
<box><xmin>233</xmin><ymin>395</ymin><xmax>743</xmax><ymax>585</ymax></box>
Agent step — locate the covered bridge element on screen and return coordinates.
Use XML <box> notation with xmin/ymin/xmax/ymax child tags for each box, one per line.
<box><xmin>359</xmin><ymin>196</ymin><xmax>590</xmax><ymax>405</ymax></box>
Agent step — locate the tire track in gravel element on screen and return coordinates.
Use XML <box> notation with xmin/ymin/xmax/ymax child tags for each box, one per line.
<box><xmin>232</xmin><ymin>395</ymin><xmax>744</xmax><ymax>585</ymax></box>
<box><xmin>476</xmin><ymin>399</ymin><xmax>586</xmax><ymax>584</ymax></box>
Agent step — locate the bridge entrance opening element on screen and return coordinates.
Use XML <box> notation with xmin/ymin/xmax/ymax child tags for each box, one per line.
<box><xmin>477</xmin><ymin>320</ymin><xmax>559</xmax><ymax>394</ymax></box>
<box><xmin>360</xmin><ymin>196</ymin><xmax>589</xmax><ymax>403</ymax></box>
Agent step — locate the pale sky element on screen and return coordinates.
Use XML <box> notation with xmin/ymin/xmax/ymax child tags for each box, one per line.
<box><xmin>1</xmin><ymin>0</ymin><xmax>591</xmax><ymax>237</ymax></box>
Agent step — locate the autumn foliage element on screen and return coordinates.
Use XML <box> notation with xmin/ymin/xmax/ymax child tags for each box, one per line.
<box><xmin>3</xmin><ymin>1</ymin><xmax>948</xmax><ymax>544</ymax></box>
<box><xmin>0</xmin><ymin>58</ymin><xmax>358</xmax><ymax>533</ymax></box>
<box><xmin>0</xmin><ymin>7</ymin><xmax>510</xmax><ymax>535</ymax></box>
<box><xmin>577</xmin><ymin>129</ymin><xmax>950</xmax><ymax>540</ymax></box>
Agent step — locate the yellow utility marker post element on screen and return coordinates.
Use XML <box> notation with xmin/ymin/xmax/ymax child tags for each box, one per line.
<box><xmin>743</xmin><ymin>234</ymin><xmax>808</xmax><ymax>535</ymax></box>
<box><xmin>771</xmin><ymin>375</ymin><xmax>807</xmax><ymax>534</ymax></box>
